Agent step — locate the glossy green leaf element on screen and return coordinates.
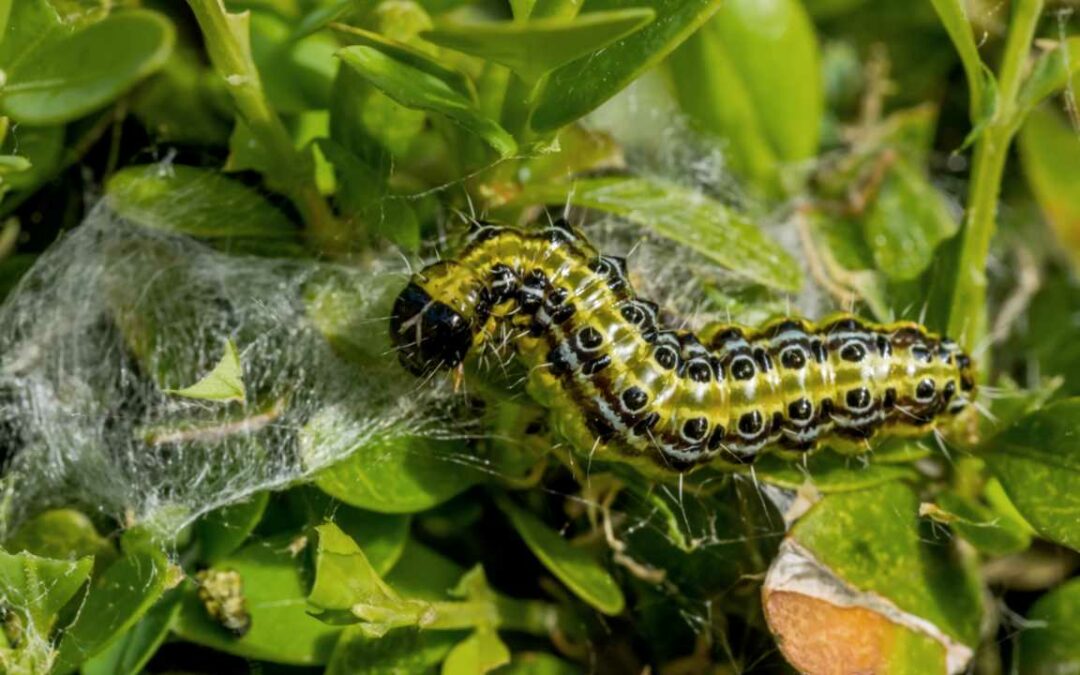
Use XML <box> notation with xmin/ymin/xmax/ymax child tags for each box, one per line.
<box><xmin>1016</xmin><ymin>577</ymin><xmax>1080</xmax><ymax>675</ymax></box>
<box><xmin>0</xmin><ymin>124</ymin><xmax>63</xmax><ymax>193</ymax></box>
<box><xmin>327</xmin><ymin>624</ymin><xmax>462</xmax><ymax>675</ymax></box>
<box><xmin>792</xmin><ymin>481</ymin><xmax>982</xmax><ymax>647</ymax></box>
<box><xmin>422</xmin><ymin>9</ymin><xmax>655</xmax><ymax>84</ymax></box>
<box><xmin>985</xmin><ymin>398</ymin><xmax>1080</xmax><ymax>551</ymax></box>
<box><xmin>518</xmin><ymin>176</ymin><xmax>802</xmax><ymax>291</ymax></box>
<box><xmin>754</xmin><ymin>449</ymin><xmax>917</xmax><ymax>492</ymax></box>
<box><xmin>1019</xmin><ymin>105</ymin><xmax>1080</xmax><ymax>273</ymax></box>
<box><xmin>384</xmin><ymin>539</ymin><xmax>466</xmax><ymax>602</ymax></box>
<box><xmin>337</xmin><ymin>45</ymin><xmax>516</xmax><ymax>157</ymax></box>
<box><xmin>0</xmin><ymin>0</ymin><xmax>75</xmax><ymax>78</ymax></box>
<box><xmin>0</xmin><ymin>10</ymin><xmax>175</xmax><ymax>125</ymax></box>
<box><xmin>929</xmin><ymin>492</ymin><xmax>1031</xmax><ymax>556</ymax></box>
<box><xmin>173</xmin><ymin>534</ymin><xmax>342</xmax><ymax>665</ymax></box>
<box><xmin>52</xmin><ymin>537</ymin><xmax>172</xmax><ymax>674</ymax></box>
<box><xmin>333</xmin><ymin>507</ymin><xmax>411</xmax><ymax>576</ymax></box>
<box><xmin>443</xmin><ymin>627</ymin><xmax>511</xmax><ymax>675</ymax></box>
<box><xmin>5</xmin><ymin>509</ymin><xmax>115</xmax><ymax>569</ymax></box>
<box><xmin>165</xmin><ymin>339</ymin><xmax>246</xmax><ymax>403</ymax></box>
<box><xmin>864</xmin><ymin>155</ymin><xmax>959</xmax><ymax>280</ymax></box>
<box><xmin>195</xmin><ymin>492</ymin><xmax>270</xmax><ymax>564</ymax></box>
<box><xmin>304</xmin><ymin>415</ymin><xmax>482</xmax><ymax>514</ymax></box>
<box><xmin>106</xmin><ymin>164</ymin><xmax>299</xmax><ymax>242</ymax></box>
<box><xmin>81</xmin><ymin>591</ymin><xmax>181</xmax><ymax>675</ymax></box>
<box><xmin>708</xmin><ymin>0</ymin><xmax>822</xmax><ymax>162</ymax></box>
<box><xmin>531</xmin><ymin>0</ymin><xmax>723</xmax><ymax>132</ymax></box>
<box><xmin>496</xmin><ymin>497</ymin><xmax>624</xmax><ymax>615</ymax></box>
<box><xmin>1015</xmin><ymin>37</ymin><xmax>1080</xmax><ymax>123</ymax></box>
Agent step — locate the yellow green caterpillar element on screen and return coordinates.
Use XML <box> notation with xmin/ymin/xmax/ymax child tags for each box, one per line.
<box><xmin>389</xmin><ymin>221</ymin><xmax>976</xmax><ymax>474</ymax></box>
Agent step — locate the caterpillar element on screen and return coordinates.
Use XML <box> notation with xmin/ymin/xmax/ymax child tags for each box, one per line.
<box><xmin>389</xmin><ymin>221</ymin><xmax>976</xmax><ymax>475</ymax></box>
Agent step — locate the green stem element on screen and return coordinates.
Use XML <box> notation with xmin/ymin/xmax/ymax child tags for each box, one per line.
<box><xmin>185</xmin><ymin>0</ymin><xmax>345</xmax><ymax>251</ymax></box>
<box><xmin>947</xmin><ymin>0</ymin><xmax>1044</xmax><ymax>353</ymax></box>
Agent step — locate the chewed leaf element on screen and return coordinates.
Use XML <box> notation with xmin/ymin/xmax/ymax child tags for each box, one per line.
<box><xmin>422</xmin><ymin>9</ymin><xmax>655</xmax><ymax>84</ymax></box>
<box><xmin>337</xmin><ymin>45</ymin><xmax>516</xmax><ymax>157</ymax></box>
<box><xmin>517</xmin><ymin>176</ymin><xmax>802</xmax><ymax>291</ymax></box>
<box><xmin>166</xmin><ymin>339</ymin><xmax>247</xmax><ymax>403</ymax></box>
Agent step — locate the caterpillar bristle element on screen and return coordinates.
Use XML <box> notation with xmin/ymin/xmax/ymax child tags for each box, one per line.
<box><xmin>389</xmin><ymin>223</ymin><xmax>977</xmax><ymax>475</ymax></box>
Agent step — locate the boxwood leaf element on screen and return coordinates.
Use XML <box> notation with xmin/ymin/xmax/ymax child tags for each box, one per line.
<box><xmin>81</xmin><ymin>590</ymin><xmax>182</xmax><ymax>675</ymax></box>
<box><xmin>496</xmin><ymin>496</ymin><xmax>624</xmax><ymax>615</ymax></box>
<box><xmin>1017</xmin><ymin>578</ymin><xmax>1080</xmax><ymax>675</ymax></box>
<box><xmin>926</xmin><ymin>492</ymin><xmax>1031</xmax><ymax>557</ymax></box>
<box><xmin>1019</xmin><ymin>105</ymin><xmax>1080</xmax><ymax>273</ymax></box>
<box><xmin>5</xmin><ymin>508</ymin><xmax>115</xmax><ymax>570</ymax></box>
<box><xmin>530</xmin><ymin>0</ymin><xmax>723</xmax><ymax>132</ymax></box>
<box><xmin>52</xmin><ymin>536</ymin><xmax>172</xmax><ymax>674</ymax></box>
<box><xmin>864</xmin><ymin>155</ymin><xmax>959</xmax><ymax>281</ymax></box>
<box><xmin>0</xmin><ymin>10</ymin><xmax>175</xmax><ymax>125</ymax></box>
<box><xmin>791</xmin><ymin>481</ymin><xmax>983</xmax><ymax>648</ymax></box>
<box><xmin>442</xmin><ymin>627</ymin><xmax>511</xmax><ymax>675</ymax></box>
<box><xmin>518</xmin><ymin>176</ymin><xmax>802</xmax><ymax>291</ymax></box>
<box><xmin>422</xmin><ymin>9</ymin><xmax>655</xmax><ymax>84</ymax></box>
<box><xmin>985</xmin><ymin>398</ymin><xmax>1080</xmax><ymax>551</ymax></box>
<box><xmin>172</xmin><ymin>533</ymin><xmax>342</xmax><ymax>665</ymax></box>
<box><xmin>303</xmin><ymin>412</ymin><xmax>482</xmax><ymax>514</ymax></box>
<box><xmin>0</xmin><ymin>549</ymin><xmax>92</xmax><ymax>636</ymax></box>
<box><xmin>1014</xmin><ymin>37</ymin><xmax>1080</xmax><ymax>124</ymax></box>
<box><xmin>195</xmin><ymin>492</ymin><xmax>270</xmax><ymax>564</ymax></box>
<box><xmin>337</xmin><ymin>45</ymin><xmax>515</xmax><ymax>157</ymax></box>
<box><xmin>164</xmin><ymin>338</ymin><xmax>247</xmax><ymax>404</ymax></box>
<box><xmin>327</xmin><ymin>624</ymin><xmax>462</xmax><ymax>675</ymax></box>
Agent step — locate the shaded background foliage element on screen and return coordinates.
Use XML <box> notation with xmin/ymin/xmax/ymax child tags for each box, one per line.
<box><xmin>0</xmin><ymin>0</ymin><xmax>1078</xmax><ymax>673</ymax></box>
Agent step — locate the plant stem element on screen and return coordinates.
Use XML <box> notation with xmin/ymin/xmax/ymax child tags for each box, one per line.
<box><xmin>948</xmin><ymin>0</ymin><xmax>1044</xmax><ymax>353</ymax></box>
<box><xmin>185</xmin><ymin>0</ymin><xmax>345</xmax><ymax>251</ymax></box>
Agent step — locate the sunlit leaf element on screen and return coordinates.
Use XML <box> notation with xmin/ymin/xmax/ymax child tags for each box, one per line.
<box><xmin>530</xmin><ymin>0</ymin><xmax>723</xmax><ymax>132</ymax></box>
<box><xmin>0</xmin><ymin>10</ymin><xmax>175</xmax><ymax>125</ymax></box>
<box><xmin>423</xmin><ymin>9</ymin><xmax>655</xmax><ymax>84</ymax></box>
<box><xmin>518</xmin><ymin>176</ymin><xmax>802</xmax><ymax>291</ymax></box>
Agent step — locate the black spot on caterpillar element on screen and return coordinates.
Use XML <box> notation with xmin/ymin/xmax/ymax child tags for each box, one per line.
<box><xmin>389</xmin><ymin>221</ymin><xmax>976</xmax><ymax>474</ymax></box>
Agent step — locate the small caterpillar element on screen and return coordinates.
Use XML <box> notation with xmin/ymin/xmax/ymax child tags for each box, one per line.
<box><xmin>389</xmin><ymin>221</ymin><xmax>976</xmax><ymax>474</ymax></box>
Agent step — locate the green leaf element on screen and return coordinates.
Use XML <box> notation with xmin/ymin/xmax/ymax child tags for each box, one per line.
<box><xmin>1019</xmin><ymin>105</ymin><xmax>1080</xmax><ymax>274</ymax></box>
<box><xmin>6</xmin><ymin>509</ymin><xmax>116</xmax><ymax>572</ymax></box>
<box><xmin>327</xmin><ymin>624</ymin><xmax>462</xmax><ymax>675</ymax></box>
<box><xmin>518</xmin><ymin>176</ymin><xmax>802</xmax><ymax>291</ymax></box>
<box><xmin>791</xmin><ymin>482</ymin><xmax>983</xmax><ymax>647</ymax></box>
<box><xmin>864</xmin><ymin>155</ymin><xmax>959</xmax><ymax>281</ymax></box>
<box><xmin>442</xmin><ymin>627</ymin><xmax>511</xmax><ymax>675</ymax></box>
<box><xmin>667</xmin><ymin>21</ymin><xmax>778</xmax><ymax>191</ymax></box>
<box><xmin>337</xmin><ymin>45</ymin><xmax>516</xmax><ymax>157</ymax></box>
<box><xmin>308</xmin><ymin>522</ymin><xmax>419</xmax><ymax>630</ymax></box>
<box><xmin>52</xmin><ymin>536</ymin><xmax>172</xmax><ymax>674</ymax></box>
<box><xmin>332</xmin><ymin>507</ymin><xmax>411</xmax><ymax>576</ymax></box>
<box><xmin>81</xmin><ymin>590</ymin><xmax>181</xmax><ymax>675</ymax></box>
<box><xmin>985</xmin><ymin>398</ymin><xmax>1080</xmax><ymax>551</ymax></box>
<box><xmin>496</xmin><ymin>496</ymin><xmax>624</xmax><ymax>615</ymax></box>
<box><xmin>106</xmin><ymin>164</ymin><xmax>299</xmax><ymax>244</ymax></box>
<box><xmin>195</xmin><ymin>492</ymin><xmax>270</xmax><ymax>564</ymax></box>
<box><xmin>249</xmin><ymin>10</ymin><xmax>338</xmax><ymax>113</ymax></box>
<box><xmin>754</xmin><ymin>449</ymin><xmax>917</xmax><ymax>493</ymax></box>
<box><xmin>0</xmin><ymin>124</ymin><xmax>63</xmax><ymax>194</ymax></box>
<box><xmin>303</xmin><ymin>414</ymin><xmax>482</xmax><ymax>514</ymax></box>
<box><xmin>928</xmin><ymin>0</ymin><xmax>989</xmax><ymax>124</ymax></box>
<box><xmin>130</xmin><ymin>47</ymin><xmax>232</xmax><ymax>146</ymax></box>
<box><xmin>422</xmin><ymin>9</ymin><xmax>655</xmax><ymax>84</ymax></box>
<box><xmin>164</xmin><ymin>338</ymin><xmax>247</xmax><ymax>403</ymax></box>
<box><xmin>1016</xmin><ymin>577</ymin><xmax>1080</xmax><ymax>675</ymax></box>
<box><xmin>707</xmin><ymin>0</ymin><xmax>822</xmax><ymax>163</ymax></box>
<box><xmin>0</xmin><ymin>10</ymin><xmax>175</xmax><ymax>125</ymax></box>
<box><xmin>384</xmin><ymin>539</ymin><xmax>466</xmax><ymax>602</ymax></box>
<box><xmin>0</xmin><ymin>549</ymin><xmax>92</xmax><ymax>636</ymax></box>
<box><xmin>1015</xmin><ymin>37</ymin><xmax>1080</xmax><ymax>124</ymax></box>
<box><xmin>531</xmin><ymin>0</ymin><xmax>723</xmax><ymax>132</ymax></box>
<box><xmin>172</xmin><ymin>533</ymin><xmax>342</xmax><ymax>665</ymax></box>
<box><xmin>925</xmin><ymin>492</ymin><xmax>1031</xmax><ymax>557</ymax></box>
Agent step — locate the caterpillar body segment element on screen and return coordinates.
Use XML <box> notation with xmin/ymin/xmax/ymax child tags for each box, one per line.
<box><xmin>389</xmin><ymin>222</ymin><xmax>976</xmax><ymax>473</ymax></box>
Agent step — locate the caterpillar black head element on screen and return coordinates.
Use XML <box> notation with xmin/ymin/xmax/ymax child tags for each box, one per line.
<box><xmin>390</xmin><ymin>262</ymin><xmax>484</xmax><ymax>375</ymax></box>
